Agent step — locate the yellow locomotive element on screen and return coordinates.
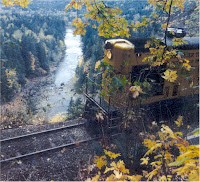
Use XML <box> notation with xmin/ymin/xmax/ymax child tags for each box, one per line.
<box><xmin>103</xmin><ymin>35</ymin><xmax>199</xmax><ymax>107</ymax></box>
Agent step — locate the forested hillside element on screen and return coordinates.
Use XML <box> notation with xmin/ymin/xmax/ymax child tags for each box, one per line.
<box><xmin>0</xmin><ymin>3</ymin><xmax>66</xmax><ymax>102</ymax></box>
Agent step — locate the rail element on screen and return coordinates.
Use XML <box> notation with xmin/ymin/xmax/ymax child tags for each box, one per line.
<box><xmin>0</xmin><ymin>122</ymin><xmax>86</xmax><ymax>143</ymax></box>
<box><xmin>0</xmin><ymin>133</ymin><xmax>122</xmax><ymax>163</ymax></box>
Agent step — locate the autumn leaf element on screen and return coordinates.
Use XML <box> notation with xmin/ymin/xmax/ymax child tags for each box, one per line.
<box><xmin>161</xmin><ymin>125</ymin><xmax>175</xmax><ymax>138</ymax></box>
<box><xmin>127</xmin><ymin>174</ymin><xmax>142</xmax><ymax>181</ymax></box>
<box><xmin>104</xmin><ymin>166</ymin><xmax>115</xmax><ymax>174</ymax></box>
<box><xmin>106</xmin><ymin>174</ymin><xmax>116</xmax><ymax>181</ymax></box>
<box><xmin>151</xmin><ymin>160</ymin><xmax>162</xmax><ymax>166</ymax></box>
<box><xmin>104</xmin><ymin>150</ymin><xmax>121</xmax><ymax>159</ymax></box>
<box><xmin>113</xmin><ymin>170</ymin><xmax>123</xmax><ymax>179</ymax></box>
<box><xmin>110</xmin><ymin>160</ymin><xmax>129</xmax><ymax>174</ymax></box>
<box><xmin>164</xmin><ymin>151</ymin><xmax>174</xmax><ymax>160</ymax></box>
<box><xmin>96</xmin><ymin>112</ymin><xmax>104</xmax><ymax>121</ymax></box>
<box><xmin>129</xmin><ymin>86</ymin><xmax>143</xmax><ymax>98</ymax></box>
<box><xmin>145</xmin><ymin>168</ymin><xmax>159</xmax><ymax>181</ymax></box>
<box><xmin>94</xmin><ymin>156</ymin><xmax>107</xmax><ymax>169</ymax></box>
<box><xmin>17</xmin><ymin>160</ymin><xmax>22</xmax><ymax>164</ymax></box>
<box><xmin>141</xmin><ymin>157</ymin><xmax>149</xmax><ymax>165</ymax></box>
<box><xmin>61</xmin><ymin>148</ymin><xmax>66</xmax><ymax>153</ymax></box>
<box><xmin>162</xmin><ymin>70</ymin><xmax>178</xmax><ymax>82</ymax></box>
<box><xmin>175</xmin><ymin>115</ymin><xmax>183</xmax><ymax>127</ymax></box>
<box><xmin>159</xmin><ymin>175</ymin><xmax>167</xmax><ymax>182</ymax></box>
<box><xmin>143</xmin><ymin>139</ymin><xmax>157</xmax><ymax>149</ymax></box>
<box><xmin>92</xmin><ymin>174</ymin><xmax>100</xmax><ymax>181</ymax></box>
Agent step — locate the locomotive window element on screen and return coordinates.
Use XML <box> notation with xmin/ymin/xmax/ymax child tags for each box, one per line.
<box><xmin>172</xmin><ymin>85</ymin><xmax>179</xmax><ymax>96</ymax></box>
<box><xmin>131</xmin><ymin>64</ymin><xmax>166</xmax><ymax>96</ymax></box>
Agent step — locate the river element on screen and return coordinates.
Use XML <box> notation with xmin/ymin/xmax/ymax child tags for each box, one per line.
<box><xmin>34</xmin><ymin>29</ymin><xmax>83</xmax><ymax>121</ymax></box>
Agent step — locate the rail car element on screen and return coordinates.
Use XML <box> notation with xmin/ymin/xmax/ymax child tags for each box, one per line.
<box><xmin>103</xmin><ymin>33</ymin><xmax>199</xmax><ymax>107</ymax></box>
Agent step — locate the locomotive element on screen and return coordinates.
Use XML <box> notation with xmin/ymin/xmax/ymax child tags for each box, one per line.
<box><xmin>103</xmin><ymin>31</ymin><xmax>199</xmax><ymax>107</ymax></box>
<box><xmin>84</xmin><ymin>29</ymin><xmax>199</xmax><ymax>136</ymax></box>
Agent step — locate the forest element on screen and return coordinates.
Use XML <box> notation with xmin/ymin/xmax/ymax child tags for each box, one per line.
<box><xmin>0</xmin><ymin>0</ymin><xmax>199</xmax><ymax>181</ymax></box>
<box><xmin>0</xmin><ymin>5</ymin><xmax>66</xmax><ymax>101</ymax></box>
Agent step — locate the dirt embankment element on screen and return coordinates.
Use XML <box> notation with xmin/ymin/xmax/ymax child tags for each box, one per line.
<box><xmin>0</xmin><ymin>66</ymin><xmax>57</xmax><ymax>129</ymax></box>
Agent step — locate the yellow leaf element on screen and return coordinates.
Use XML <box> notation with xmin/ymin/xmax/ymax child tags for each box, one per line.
<box><xmin>175</xmin><ymin>116</ymin><xmax>183</xmax><ymax>127</ymax></box>
<box><xmin>113</xmin><ymin>170</ymin><xmax>123</xmax><ymax>179</ymax></box>
<box><xmin>161</xmin><ymin>23</ymin><xmax>167</xmax><ymax>29</ymax></box>
<box><xmin>143</xmin><ymin>139</ymin><xmax>157</xmax><ymax>149</ymax></box>
<box><xmin>190</xmin><ymin>81</ymin><xmax>193</xmax><ymax>88</ymax></box>
<box><xmin>65</xmin><ymin>4</ymin><xmax>70</xmax><ymax>13</ymax></box>
<box><xmin>129</xmin><ymin>86</ymin><xmax>143</xmax><ymax>98</ymax></box>
<box><xmin>104</xmin><ymin>150</ymin><xmax>121</xmax><ymax>159</ymax></box>
<box><xmin>127</xmin><ymin>175</ymin><xmax>142</xmax><ymax>181</ymax></box>
<box><xmin>154</xmin><ymin>154</ymin><xmax>162</xmax><ymax>159</ymax></box>
<box><xmin>162</xmin><ymin>70</ymin><xmax>178</xmax><ymax>82</ymax></box>
<box><xmin>141</xmin><ymin>157</ymin><xmax>149</xmax><ymax>165</ymax></box>
<box><xmin>159</xmin><ymin>175</ymin><xmax>167</xmax><ymax>182</ymax></box>
<box><xmin>145</xmin><ymin>168</ymin><xmax>159</xmax><ymax>181</ymax></box>
<box><xmin>164</xmin><ymin>151</ymin><xmax>173</xmax><ymax>160</ymax></box>
<box><xmin>104</xmin><ymin>166</ymin><xmax>115</xmax><ymax>174</ymax></box>
<box><xmin>17</xmin><ymin>160</ymin><xmax>22</xmax><ymax>164</ymax></box>
<box><xmin>150</xmin><ymin>160</ymin><xmax>162</xmax><ymax>166</ymax></box>
<box><xmin>145</xmin><ymin>143</ymin><xmax>162</xmax><ymax>156</ymax></box>
<box><xmin>111</xmin><ymin>160</ymin><xmax>129</xmax><ymax>174</ymax></box>
<box><xmin>106</xmin><ymin>174</ymin><xmax>117</xmax><ymax>181</ymax></box>
<box><xmin>92</xmin><ymin>175</ymin><xmax>100</xmax><ymax>181</ymax></box>
<box><xmin>94</xmin><ymin>156</ymin><xmax>107</xmax><ymax>169</ymax></box>
<box><xmin>61</xmin><ymin>148</ymin><xmax>66</xmax><ymax>153</ymax></box>
<box><xmin>161</xmin><ymin>125</ymin><xmax>175</xmax><ymax>138</ymax></box>
<box><xmin>133</xmin><ymin>28</ymin><xmax>137</xmax><ymax>31</ymax></box>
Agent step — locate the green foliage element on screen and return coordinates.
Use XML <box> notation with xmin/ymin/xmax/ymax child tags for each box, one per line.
<box><xmin>67</xmin><ymin>97</ymin><xmax>84</xmax><ymax>119</ymax></box>
<box><xmin>96</xmin><ymin>61</ymin><xmax>129</xmax><ymax>98</ymax></box>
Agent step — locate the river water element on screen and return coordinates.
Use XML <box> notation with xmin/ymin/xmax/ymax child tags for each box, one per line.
<box><xmin>34</xmin><ymin>29</ymin><xmax>83</xmax><ymax>121</ymax></box>
<box><xmin>55</xmin><ymin>29</ymin><xmax>82</xmax><ymax>86</ymax></box>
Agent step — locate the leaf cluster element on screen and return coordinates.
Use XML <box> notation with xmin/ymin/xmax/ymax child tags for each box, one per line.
<box><xmin>141</xmin><ymin>117</ymin><xmax>199</xmax><ymax>181</ymax></box>
<box><xmin>2</xmin><ymin>0</ymin><xmax>32</xmax><ymax>8</ymax></box>
<box><xmin>65</xmin><ymin>0</ymin><xmax>130</xmax><ymax>38</ymax></box>
<box><xmin>87</xmin><ymin>150</ymin><xmax>142</xmax><ymax>181</ymax></box>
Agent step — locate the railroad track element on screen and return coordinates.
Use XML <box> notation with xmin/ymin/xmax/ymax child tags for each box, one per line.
<box><xmin>1</xmin><ymin>119</ymin><xmax>122</xmax><ymax>164</ymax></box>
<box><xmin>0</xmin><ymin>120</ymin><xmax>93</xmax><ymax>163</ymax></box>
